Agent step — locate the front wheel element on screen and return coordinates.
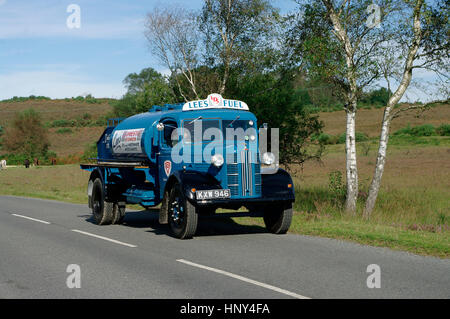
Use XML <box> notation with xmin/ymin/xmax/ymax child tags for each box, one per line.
<box><xmin>263</xmin><ymin>203</ymin><xmax>293</xmax><ymax>234</ymax></box>
<box><xmin>167</xmin><ymin>184</ymin><xmax>198</xmax><ymax>239</ymax></box>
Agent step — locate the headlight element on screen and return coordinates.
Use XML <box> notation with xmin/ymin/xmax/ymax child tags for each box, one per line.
<box><xmin>211</xmin><ymin>154</ymin><xmax>224</xmax><ymax>167</ymax></box>
<box><xmin>262</xmin><ymin>152</ymin><xmax>275</xmax><ymax>165</ymax></box>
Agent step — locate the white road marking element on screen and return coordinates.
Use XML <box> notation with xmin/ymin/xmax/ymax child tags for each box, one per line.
<box><xmin>12</xmin><ymin>214</ymin><xmax>51</xmax><ymax>225</ymax></box>
<box><xmin>71</xmin><ymin>229</ymin><xmax>137</xmax><ymax>248</ymax></box>
<box><xmin>176</xmin><ymin>259</ymin><xmax>310</xmax><ymax>299</ymax></box>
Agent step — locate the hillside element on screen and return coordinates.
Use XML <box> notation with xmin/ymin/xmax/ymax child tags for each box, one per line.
<box><xmin>0</xmin><ymin>98</ymin><xmax>448</xmax><ymax>160</ymax></box>
<box><xmin>0</xmin><ymin>98</ymin><xmax>113</xmax><ymax>158</ymax></box>
<box><xmin>319</xmin><ymin>102</ymin><xmax>449</xmax><ymax>137</ymax></box>
<box><xmin>0</xmin><ymin>99</ymin><xmax>448</xmax><ymax>256</ymax></box>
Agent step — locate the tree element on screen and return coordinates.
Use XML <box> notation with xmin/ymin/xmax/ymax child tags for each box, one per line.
<box><xmin>289</xmin><ymin>0</ymin><xmax>388</xmax><ymax>213</ymax></box>
<box><xmin>3</xmin><ymin>109</ymin><xmax>50</xmax><ymax>159</ymax></box>
<box><xmin>113</xmin><ymin>68</ymin><xmax>175</xmax><ymax>117</ymax></box>
<box><xmin>360</xmin><ymin>87</ymin><xmax>392</xmax><ymax>106</ymax></box>
<box><xmin>364</xmin><ymin>0</ymin><xmax>449</xmax><ymax>217</ymax></box>
<box><xmin>227</xmin><ymin>68</ymin><xmax>324</xmax><ymax>167</ymax></box>
<box><xmin>288</xmin><ymin>0</ymin><xmax>448</xmax><ymax>215</ymax></box>
<box><xmin>123</xmin><ymin>67</ymin><xmax>169</xmax><ymax>95</ymax></box>
<box><xmin>144</xmin><ymin>6</ymin><xmax>201</xmax><ymax>101</ymax></box>
<box><xmin>200</xmin><ymin>0</ymin><xmax>278</xmax><ymax>94</ymax></box>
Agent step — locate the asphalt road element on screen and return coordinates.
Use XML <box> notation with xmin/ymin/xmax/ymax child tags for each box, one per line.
<box><xmin>0</xmin><ymin>195</ymin><xmax>448</xmax><ymax>299</ymax></box>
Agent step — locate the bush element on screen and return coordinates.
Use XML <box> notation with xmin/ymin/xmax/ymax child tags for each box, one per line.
<box><xmin>50</xmin><ymin>119</ymin><xmax>72</xmax><ymax>127</ymax></box>
<box><xmin>436</xmin><ymin>124</ymin><xmax>450</xmax><ymax>136</ymax></box>
<box><xmin>312</xmin><ymin>133</ymin><xmax>339</xmax><ymax>145</ymax></box>
<box><xmin>56</xmin><ymin>128</ymin><xmax>72</xmax><ymax>134</ymax></box>
<box><xmin>0</xmin><ymin>96</ymin><xmax>51</xmax><ymax>103</ymax></box>
<box><xmin>338</xmin><ymin>132</ymin><xmax>369</xmax><ymax>144</ymax></box>
<box><xmin>394</xmin><ymin>124</ymin><xmax>436</xmax><ymax>137</ymax></box>
<box><xmin>411</xmin><ymin>124</ymin><xmax>436</xmax><ymax>136</ymax></box>
<box><xmin>3</xmin><ymin>109</ymin><xmax>50</xmax><ymax>159</ymax></box>
<box><xmin>328</xmin><ymin>171</ymin><xmax>346</xmax><ymax>208</ymax></box>
<box><xmin>81</xmin><ymin>142</ymin><xmax>97</xmax><ymax>162</ymax></box>
<box><xmin>0</xmin><ymin>153</ymin><xmax>28</xmax><ymax>165</ymax></box>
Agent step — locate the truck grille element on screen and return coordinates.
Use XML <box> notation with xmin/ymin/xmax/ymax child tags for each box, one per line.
<box><xmin>241</xmin><ymin>150</ymin><xmax>252</xmax><ymax>196</ymax></box>
<box><xmin>226</xmin><ymin>151</ymin><xmax>261</xmax><ymax>198</ymax></box>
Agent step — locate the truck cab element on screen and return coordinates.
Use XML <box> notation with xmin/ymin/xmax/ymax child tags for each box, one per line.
<box><xmin>81</xmin><ymin>94</ymin><xmax>295</xmax><ymax>239</ymax></box>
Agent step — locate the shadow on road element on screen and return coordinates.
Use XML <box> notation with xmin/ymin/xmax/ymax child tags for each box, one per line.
<box><xmin>81</xmin><ymin>208</ymin><xmax>267</xmax><ymax>238</ymax></box>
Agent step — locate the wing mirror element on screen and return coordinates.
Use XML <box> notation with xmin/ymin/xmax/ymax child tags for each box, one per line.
<box><xmin>156</xmin><ymin>122</ymin><xmax>165</xmax><ymax>131</ymax></box>
<box><xmin>152</xmin><ymin>122</ymin><xmax>165</xmax><ymax>146</ymax></box>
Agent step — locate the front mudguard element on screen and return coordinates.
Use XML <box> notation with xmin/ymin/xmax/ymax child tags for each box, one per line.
<box><xmin>159</xmin><ymin>170</ymin><xmax>221</xmax><ymax>224</ymax></box>
<box><xmin>261</xmin><ymin>168</ymin><xmax>295</xmax><ymax>201</ymax></box>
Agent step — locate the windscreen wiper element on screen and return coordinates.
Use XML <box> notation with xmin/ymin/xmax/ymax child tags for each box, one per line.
<box><xmin>189</xmin><ymin>116</ymin><xmax>202</xmax><ymax>125</ymax></box>
<box><xmin>227</xmin><ymin>115</ymin><xmax>240</xmax><ymax>127</ymax></box>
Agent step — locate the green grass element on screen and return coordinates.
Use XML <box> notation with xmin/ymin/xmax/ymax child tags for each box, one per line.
<box><xmin>233</xmin><ymin>182</ymin><xmax>449</xmax><ymax>258</ymax></box>
<box><xmin>236</xmin><ymin>214</ymin><xmax>449</xmax><ymax>258</ymax></box>
<box><xmin>0</xmin><ymin>161</ymin><xmax>448</xmax><ymax>258</ymax></box>
<box><xmin>0</xmin><ymin>165</ymin><xmax>89</xmax><ymax>204</ymax></box>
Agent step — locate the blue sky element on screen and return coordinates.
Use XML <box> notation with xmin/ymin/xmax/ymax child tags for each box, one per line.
<box><xmin>0</xmin><ymin>0</ymin><xmax>297</xmax><ymax>100</ymax></box>
<box><xmin>0</xmin><ymin>0</ymin><xmax>442</xmax><ymax>101</ymax></box>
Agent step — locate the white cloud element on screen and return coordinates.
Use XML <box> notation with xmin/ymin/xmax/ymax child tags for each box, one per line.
<box><xmin>0</xmin><ymin>69</ymin><xmax>126</xmax><ymax>99</ymax></box>
<box><xmin>0</xmin><ymin>2</ymin><xmax>144</xmax><ymax>39</ymax></box>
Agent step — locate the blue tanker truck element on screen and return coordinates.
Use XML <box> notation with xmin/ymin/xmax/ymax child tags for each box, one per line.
<box><xmin>81</xmin><ymin>94</ymin><xmax>295</xmax><ymax>239</ymax></box>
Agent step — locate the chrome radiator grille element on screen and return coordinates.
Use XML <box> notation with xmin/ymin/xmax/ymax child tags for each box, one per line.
<box><xmin>226</xmin><ymin>151</ymin><xmax>261</xmax><ymax>198</ymax></box>
<box><xmin>241</xmin><ymin>150</ymin><xmax>252</xmax><ymax>196</ymax></box>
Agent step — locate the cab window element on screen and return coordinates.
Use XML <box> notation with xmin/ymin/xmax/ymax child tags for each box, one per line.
<box><xmin>162</xmin><ymin>120</ymin><xmax>178</xmax><ymax>148</ymax></box>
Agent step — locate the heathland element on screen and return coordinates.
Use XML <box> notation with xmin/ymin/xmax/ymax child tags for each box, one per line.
<box><xmin>0</xmin><ymin>99</ymin><xmax>448</xmax><ymax>257</ymax></box>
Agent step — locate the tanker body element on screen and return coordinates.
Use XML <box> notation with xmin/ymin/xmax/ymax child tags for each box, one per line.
<box><xmin>81</xmin><ymin>94</ymin><xmax>295</xmax><ymax>239</ymax></box>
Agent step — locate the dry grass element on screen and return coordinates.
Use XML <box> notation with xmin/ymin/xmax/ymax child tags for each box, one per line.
<box><xmin>0</xmin><ymin>99</ymin><xmax>113</xmax><ymax>126</ymax></box>
<box><xmin>319</xmin><ymin>103</ymin><xmax>450</xmax><ymax>137</ymax></box>
<box><xmin>0</xmin><ymin>100</ymin><xmax>448</xmax><ymax>256</ymax></box>
<box><xmin>48</xmin><ymin>127</ymin><xmax>105</xmax><ymax>157</ymax></box>
<box><xmin>0</xmin><ymin>99</ymin><xmax>113</xmax><ymax>158</ymax></box>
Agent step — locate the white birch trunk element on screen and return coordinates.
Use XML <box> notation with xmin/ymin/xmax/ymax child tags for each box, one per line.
<box><xmin>323</xmin><ymin>0</ymin><xmax>360</xmax><ymax>214</ymax></box>
<box><xmin>364</xmin><ymin>108</ymin><xmax>391</xmax><ymax>217</ymax></box>
<box><xmin>364</xmin><ymin>0</ymin><xmax>423</xmax><ymax>217</ymax></box>
<box><xmin>345</xmin><ymin>106</ymin><xmax>358</xmax><ymax>213</ymax></box>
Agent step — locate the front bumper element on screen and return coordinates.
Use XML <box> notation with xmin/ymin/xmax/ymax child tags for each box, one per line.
<box><xmin>185</xmin><ymin>188</ymin><xmax>294</xmax><ymax>207</ymax></box>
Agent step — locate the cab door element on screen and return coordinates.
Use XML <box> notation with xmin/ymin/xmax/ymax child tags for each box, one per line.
<box><xmin>157</xmin><ymin>119</ymin><xmax>178</xmax><ymax>198</ymax></box>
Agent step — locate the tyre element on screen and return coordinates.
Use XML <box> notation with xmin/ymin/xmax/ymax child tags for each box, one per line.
<box><xmin>91</xmin><ymin>178</ymin><xmax>114</xmax><ymax>225</ymax></box>
<box><xmin>263</xmin><ymin>202</ymin><xmax>293</xmax><ymax>234</ymax></box>
<box><xmin>168</xmin><ymin>184</ymin><xmax>198</xmax><ymax>239</ymax></box>
<box><xmin>112</xmin><ymin>203</ymin><xmax>126</xmax><ymax>224</ymax></box>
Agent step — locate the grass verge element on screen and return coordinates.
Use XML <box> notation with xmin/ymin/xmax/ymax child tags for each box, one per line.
<box><xmin>0</xmin><ymin>164</ymin><xmax>448</xmax><ymax>258</ymax></box>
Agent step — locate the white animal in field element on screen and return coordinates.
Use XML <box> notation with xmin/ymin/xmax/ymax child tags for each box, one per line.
<box><xmin>0</xmin><ymin>159</ymin><xmax>6</xmax><ymax>170</ymax></box>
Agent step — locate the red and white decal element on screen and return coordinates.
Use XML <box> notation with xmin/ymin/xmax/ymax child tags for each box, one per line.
<box><xmin>164</xmin><ymin>160</ymin><xmax>172</xmax><ymax>177</ymax></box>
<box><xmin>112</xmin><ymin>128</ymin><xmax>145</xmax><ymax>154</ymax></box>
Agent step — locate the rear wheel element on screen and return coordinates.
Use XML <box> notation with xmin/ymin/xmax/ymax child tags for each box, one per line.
<box><xmin>91</xmin><ymin>178</ymin><xmax>114</xmax><ymax>225</ymax></box>
<box><xmin>112</xmin><ymin>203</ymin><xmax>126</xmax><ymax>224</ymax></box>
<box><xmin>263</xmin><ymin>202</ymin><xmax>293</xmax><ymax>234</ymax></box>
<box><xmin>168</xmin><ymin>184</ymin><xmax>198</xmax><ymax>239</ymax></box>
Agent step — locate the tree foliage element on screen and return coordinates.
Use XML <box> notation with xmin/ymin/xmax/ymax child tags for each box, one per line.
<box><xmin>227</xmin><ymin>69</ymin><xmax>324</xmax><ymax>166</ymax></box>
<box><xmin>112</xmin><ymin>68</ymin><xmax>175</xmax><ymax>117</ymax></box>
<box><xmin>3</xmin><ymin>109</ymin><xmax>50</xmax><ymax>159</ymax></box>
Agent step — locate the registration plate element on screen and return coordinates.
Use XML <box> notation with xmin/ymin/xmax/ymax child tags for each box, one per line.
<box><xmin>196</xmin><ymin>189</ymin><xmax>231</xmax><ymax>200</ymax></box>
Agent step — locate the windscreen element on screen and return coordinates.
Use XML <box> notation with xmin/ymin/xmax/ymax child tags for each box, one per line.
<box><xmin>182</xmin><ymin>119</ymin><xmax>221</xmax><ymax>143</ymax></box>
<box><xmin>222</xmin><ymin>119</ymin><xmax>256</xmax><ymax>140</ymax></box>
